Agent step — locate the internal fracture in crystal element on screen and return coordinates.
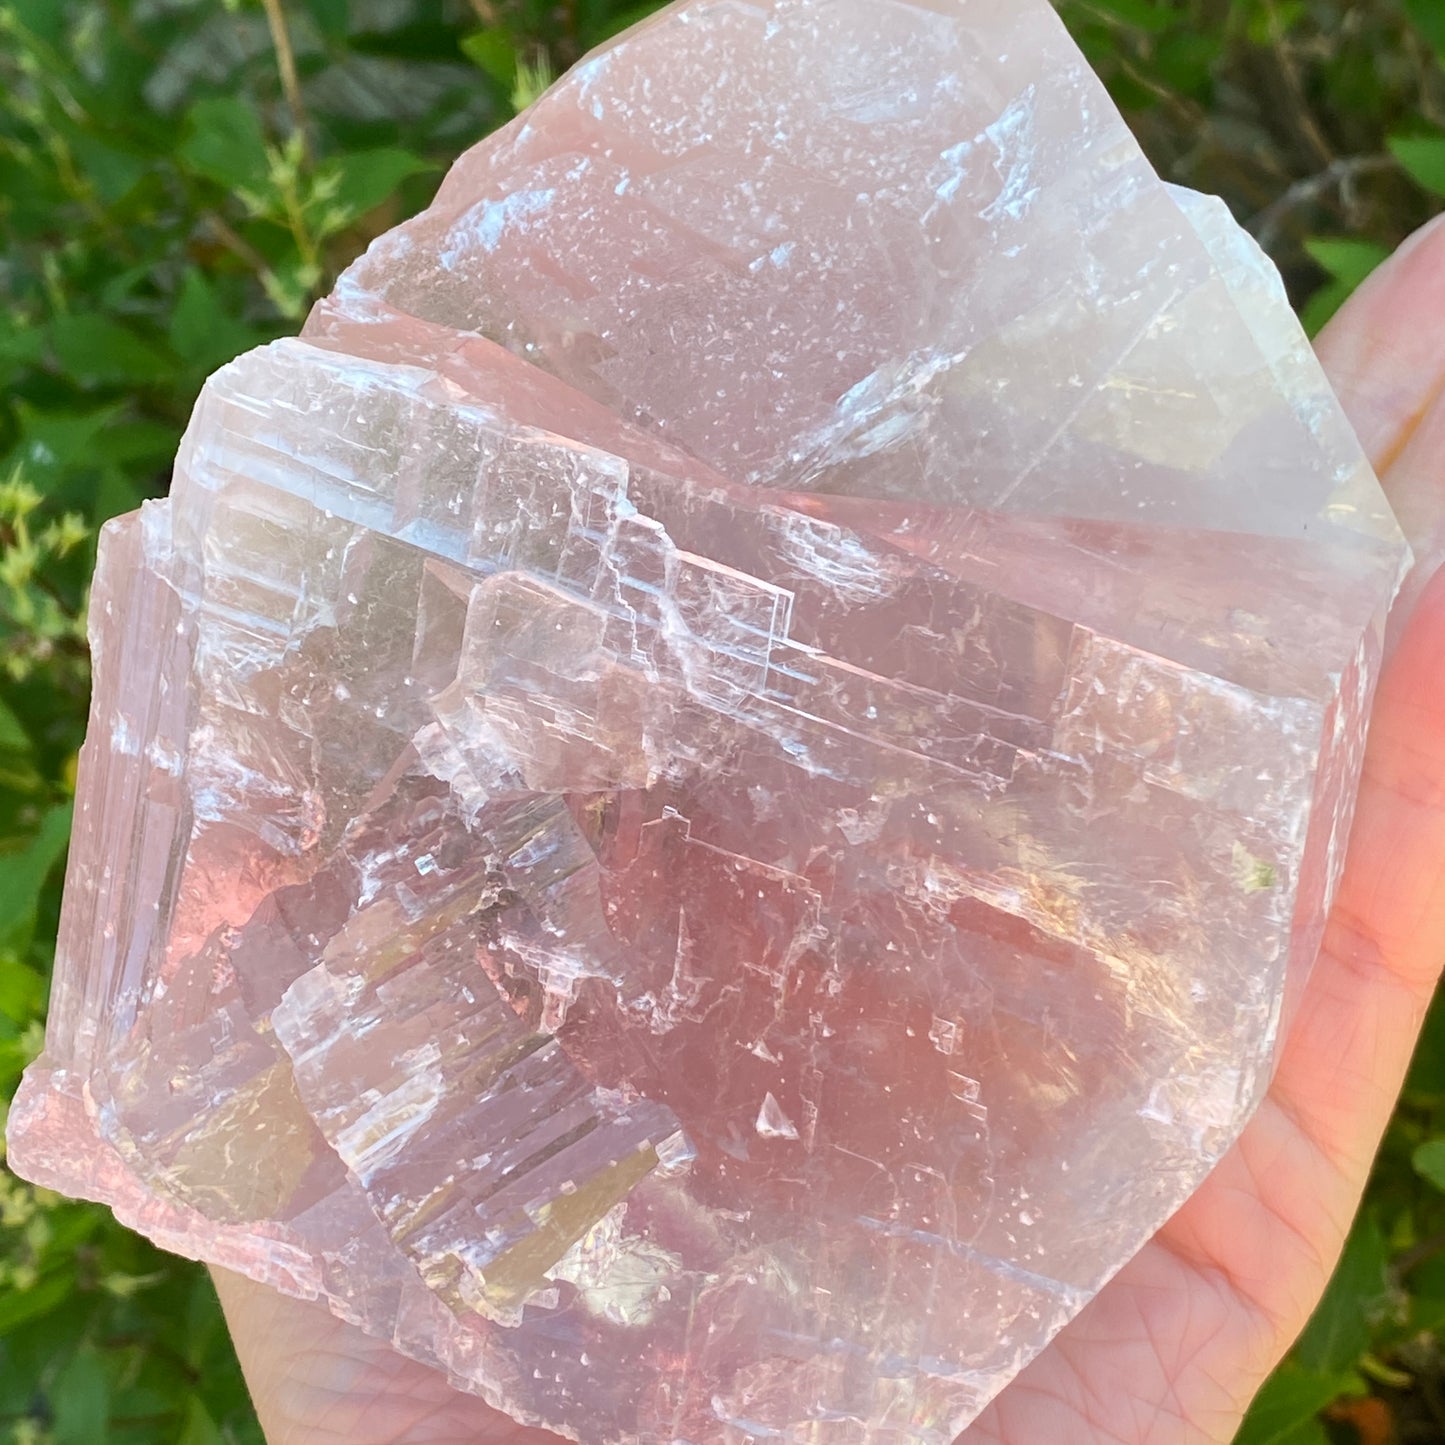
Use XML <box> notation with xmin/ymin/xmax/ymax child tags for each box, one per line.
<box><xmin>6</xmin><ymin>0</ymin><xmax>1409</xmax><ymax>1439</ymax></box>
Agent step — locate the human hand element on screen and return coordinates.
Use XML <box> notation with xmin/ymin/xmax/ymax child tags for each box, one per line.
<box><xmin>215</xmin><ymin>214</ymin><xmax>1445</xmax><ymax>1445</ymax></box>
<box><xmin>967</xmin><ymin>213</ymin><xmax>1445</xmax><ymax>1442</ymax></box>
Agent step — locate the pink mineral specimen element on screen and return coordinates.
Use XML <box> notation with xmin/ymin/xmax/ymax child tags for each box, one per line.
<box><xmin>7</xmin><ymin>0</ymin><xmax>1410</xmax><ymax>1438</ymax></box>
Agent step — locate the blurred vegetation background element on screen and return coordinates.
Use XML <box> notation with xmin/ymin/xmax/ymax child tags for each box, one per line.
<box><xmin>0</xmin><ymin>0</ymin><xmax>1442</xmax><ymax>1440</ymax></box>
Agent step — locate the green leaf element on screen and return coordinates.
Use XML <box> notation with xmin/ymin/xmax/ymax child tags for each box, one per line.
<box><xmin>0</xmin><ymin>803</ymin><xmax>73</xmax><ymax>952</ymax></box>
<box><xmin>1234</xmin><ymin>1362</ymin><xmax>1350</xmax><ymax>1445</ymax></box>
<box><xmin>0</xmin><ymin>1033</ymin><xmax>40</xmax><ymax>1095</ymax></box>
<box><xmin>0</xmin><ymin>695</ymin><xmax>33</xmax><ymax>755</ymax></box>
<box><xmin>315</xmin><ymin>148</ymin><xmax>433</xmax><ymax>234</ymax></box>
<box><xmin>1078</xmin><ymin>0</ymin><xmax>1175</xmax><ymax>33</ymax></box>
<box><xmin>6</xmin><ymin>0</ymin><xmax>68</xmax><ymax>46</ymax></box>
<box><xmin>1299</xmin><ymin>238</ymin><xmax>1391</xmax><ymax>334</ymax></box>
<box><xmin>302</xmin><ymin>0</ymin><xmax>349</xmax><ymax>42</ymax></box>
<box><xmin>1389</xmin><ymin>133</ymin><xmax>1445</xmax><ymax>198</ymax></box>
<box><xmin>100</xmin><ymin>262</ymin><xmax>164</xmax><ymax>312</ymax></box>
<box><xmin>461</xmin><ymin>29</ymin><xmax>518</xmax><ymax>89</ymax></box>
<box><xmin>168</xmin><ymin>269</ymin><xmax>262</xmax><ymax>373</ymax></box>
<box><xmin>1407</xmin><ymin>980</ymin><xmax>1445</xmax><ymax>1096</ymax></box>
<box><xmin>52</xmin><ymin>1346</ymin><xmax>110</xmax><ymax>1445</ymax></box>
<box><xmin>1414</xmin><ymin>1138</ymin><xmax>1445</xmax><ymax>1190</ymax></box>
<box><xmin>1294</xmin><ymin>1212</ymin><xmax>1391</xmax><ymax>1374</ymax></box>
<box><xmin>8</xmin><ymin>403</ymin><xmax>125</xmax><ymax>481</ymax></box>
<box><xmin>0</xmin><ymin>956</ymin><xmax>46</xmax><ymax>1025</ymax></box>
<box><xmin>0</xmin><ymin>323</ymin><xmax>45</xmax><ymax>369</ymax></box>
<box><xmin>177</xmin><ymin>1396</ymin><xmax>226</xmax><ymax>1445</ymax></box>
<box><xmin>1153</xmin><ymin>31</ymin><xmax>1220</xmax><ymax>100</ymax></box>
<box><xmin>1246</xmin><ymin>0</ymin><xmax>1306</xmax><ymax>43</ymax></box>
<box><xmin>581</xmin><ymin>2</ymin><xmax>677</xmax><ymax>47</ymax></box>
<box><xmin>1300</xmin><ymin>278</ymin><xmax>1354</xmax><ymax>337</ymax></box>
<box><xmin>1303</xmin><ymin>237</ymin><xmax>1391</xmax><ymax>287</ymax></box>
<box><xmin>93</xmin><ymin>468</ymin><xmax>152</xmax><ymax>526</ymax></box>
<box><xmin>181</xmin><ymin>1272</ymin><xmax>226</xmax><ymax>1371</ymax></box>
<box><xmin>68</xmin><ymin>132</ymin><xmax>151</xmax><ymax>206</ymax></box>
<box><xmin>40</xmin><ymin>1204</ymin><xmax>107</xmax><ymax>1255</ymax></box>
<box><xmin>1407</xmin><ymin>1252</ymin><xmax>1445</xmax><ymax>1333</ymax></box>
<box><xmin>511</xmin><ymin>55</ymin><xmax>556</xmax><ymax>114</ymax></box>
<box><xmin>0</xmin><ymin>1270</ymin><xmax>72</xmax><ymax>1336</ymax></box>
<box><xmin>178</xmin><ymin>97</ymin><xmax>271</xmax><ymax>193</ymax></box>
<box><xmin>103</xmin><ymin>420</ymin><xmax>184</xmax><ymax>468</ymax></box>
<box><xmin>348</xmin><ymin>20</ymin><xmax>464</xmax><ymax>61</ymax></box>
<box><xmin>1404</xmin><ymin>0</ymin><xmax>1445</xmax><ymax>57</ymax></box>
<box><xmin>50</xmin><ymin>315</ymin><xmax>174</xmax><ymax>388</ymax></box>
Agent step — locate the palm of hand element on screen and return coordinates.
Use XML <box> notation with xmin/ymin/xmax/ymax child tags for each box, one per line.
<box><xmin>215</xmin><ymin>220</ymin><xmax>1445</xmax><ymax>1445</ymax></box>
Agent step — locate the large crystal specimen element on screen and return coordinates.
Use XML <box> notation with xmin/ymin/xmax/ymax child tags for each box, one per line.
<box><xmin>7</xmin><ymin>0</ymin><xmax>1409</xmax><ymax>1438</ymax></box>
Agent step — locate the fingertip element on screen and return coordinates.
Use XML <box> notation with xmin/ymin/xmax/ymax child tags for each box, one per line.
<box><xmin>1313</xmin><ymin>210</ymin><xmax>1445</xmax><ymax>473</ymax></box>
<box><xmin>1377</xmin><ymin>560</ymin><xmax>1445</xmax><ymax>754</ymax></box>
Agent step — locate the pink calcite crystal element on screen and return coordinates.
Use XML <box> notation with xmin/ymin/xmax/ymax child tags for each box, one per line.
<box><xmin>7</xmin><ymin>0</ymin><xmax>1410</xmax><ymax>1437</ymax></box>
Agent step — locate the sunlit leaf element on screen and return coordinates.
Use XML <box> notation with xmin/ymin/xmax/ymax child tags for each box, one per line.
<box><xmin>1413</xmin><ymin>1139</ymin><xmax>1445</xmax><ymax>1191</ymax></box>
<box><xmin>0</xmin><ymin>696</ymin><xmax>32</xmax><ymax>755</ymax></box>
<box><xmin>0</xmin><ymin>802</ymin><xmax>73</xmax><ymax>952</ymax></box>
<box><xmin>1295</xmin><ymin>1213</ymin><xmax>1392</xmax><ymax>1374</ymax></box>
<box><xmin>177</xmin><ymin>1395</ymin><xmax>226</xmax><ymax>1445</ymax></box>
<box><xmin>461</xmin><ymin>29</ymin><xmax>518</xmax><ymax>89</ymax></box>
<box><xmin>1390</xmin><ymin>133</ymin><xmax>1445</xmax><ymax>197</ymax></box>
<box><xmin>1300</xmin><ymin>238</ymin><xmax>1391</xmax><ymax>334</ymax></box>
<box><xmin>1406</xmin><ymin>983</ymin><xmax>1445</xmax><ymax>1096</ymax></box>
<box><xmin>1304</xmin><ymin>237</ymin><xmax>1392</xmax><ymax>286</ymax></box>
<box><xmin>1235</xmin><ymin>1362</ymin><xmax>1356</xmax><ymax>1445</ymax></box>
<box><xmin>1403</xmin><ymin>0</ymin><xmax>1445</xmax><ymax>57</ymax></box>
<box><xmin>0</xmin><ymin>956</ymin><xmax>46</xmax><ymax>1024</ymax></box>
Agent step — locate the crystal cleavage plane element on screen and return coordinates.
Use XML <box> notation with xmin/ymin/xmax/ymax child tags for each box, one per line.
<box><xmin>7</xmin><ymin>0</ymin><xmax>1410</xmax><ymax>1438</ymax></box>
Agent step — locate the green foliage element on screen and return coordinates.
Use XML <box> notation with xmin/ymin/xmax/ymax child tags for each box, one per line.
<box><xmin>1057</xmin><ymin>0</ymin><xmax>1444</xmax><ymax>332</ymax></box>
<box><xmin>0</xmin><ymin>0</ymin><xmax>643</xmax><ymax>1437</ymax></box>
<box><xmin>1294</xmin><ymin>1214</ymin><xmax>1396</xmax><ymax>1376</ymax></box>
<box><xmin>1234</xmin><ymin>1362</ymin><xmax>1355</xmax><ymax>1445</ymax></box>
<box><xmin>1301</xmin><ymin>237</ymin><xmax>1394</xmax><ymax>333</ymax></box>
<box><xmin>1390</xmin><ymin>132</ymin><xmax>1445</xmax><ymax>196</ymax></box>
<box><xmin>0</xmin><ymin>2</ymin><xmax>1439</xmax><ymax>1443</ymax></box>
<box><xmin>0</xmin><ymin>476</ymin><xmax>88</xmax><ymax>686</ymax></box>
<box><xmin>1240</xmin><ymin>982</ymin><xmax>1445</xmax><ymax>1443</ymax></box>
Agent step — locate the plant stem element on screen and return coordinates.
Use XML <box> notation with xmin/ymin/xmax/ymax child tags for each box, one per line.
<box><xmin>1249</xmin><ymin>154</ymin><xmax>1399</xmax><ymax>254</ymax></box>
<box><xmin>1262</xmin><ymin>0</ymin><xmax>1335</xmax><ymax>168</ymax></box>
<box><xmin>260</xmin><ymin>0</ymin><xmax>311</xmax><ymax>166</ymax></box>
<box><xmin>204</xmin><ymin>212</ymin><xmax>269</xmax><ymax>274</ymax></box>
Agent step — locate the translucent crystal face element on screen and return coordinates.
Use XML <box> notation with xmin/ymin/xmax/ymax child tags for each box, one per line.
<box><xmin>6</xmin><ymin>0</ymin><xmax>1408</xmax><ymax>1439</ymax></box>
